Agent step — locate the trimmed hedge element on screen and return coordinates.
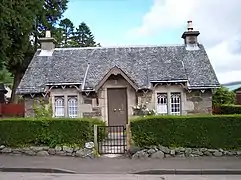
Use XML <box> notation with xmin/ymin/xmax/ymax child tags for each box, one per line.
<box><xmin>213</xmin><ymin>104</ymin><xmax>241</xmax><ymax>114</ymax></box>
<box><xmin>0</xmin><ymin>118</ymin><xmax>105</xmax><ymax>147</ymax></box>
<box><xmin>130</xmin><ymin>115</ymin><xmax>241</xmax><ymax>149</ymax></box>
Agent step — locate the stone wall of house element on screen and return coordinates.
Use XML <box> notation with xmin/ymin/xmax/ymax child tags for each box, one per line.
<box><xmin>24</xmin><ymin>96</ymin><xmax>49</xmax><ymax>117</ymax></box>
<box><xmin>136</xmin><ymin>84</ymin><xmax>213</xmax><ymax>115</ymax></box>
<box><xmin>185</xmin><ymin>90</ymin><xmax>212</xmax><ymax>114</ymax></box>
<box><xmin>81</xmin><ymin>95</ymin><xmax>102</xmax><ymax>118</ymax></box>
<box><xmin>50</xmin><ymin>88</ymin><xmax>101</xmax><ymax>118</ymax></box>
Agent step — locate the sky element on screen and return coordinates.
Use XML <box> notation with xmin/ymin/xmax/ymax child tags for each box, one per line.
<box><xmin>64</xmin><ymin>0</ymin><xmax>241</xmax><ymax>84</ymax></box>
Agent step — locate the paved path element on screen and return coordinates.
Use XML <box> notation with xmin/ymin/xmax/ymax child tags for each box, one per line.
<box><xmin>0</xmin><ymin>173</ymin><xmax>241</xmax><ymax>180</ymax></box>
<box><xmin>0</xmin><ymin>155</ymin><xmax>241</xmax><ymax>174</ymax></box>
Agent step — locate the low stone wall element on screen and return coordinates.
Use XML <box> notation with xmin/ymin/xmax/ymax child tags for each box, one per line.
<box><xmin>0</xmin><ymin>144</ymin><xmax>96</xmax><ymax>158</ymax></box>
<box><xmin>130</xmin><ymin>146</ymin><xmax>241</xmax><ymax>159</ymax></box>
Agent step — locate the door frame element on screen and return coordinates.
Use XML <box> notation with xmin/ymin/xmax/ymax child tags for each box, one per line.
<box><xmin>107</xmin><ymin>87</ymin><xmax>128</xmax><ymax>126</ymax></box>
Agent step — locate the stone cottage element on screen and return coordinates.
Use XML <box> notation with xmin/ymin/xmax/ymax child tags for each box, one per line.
<box><xmin>17</xmin><ymin>21</ymin><xmax>220</xmax><ymax>125</ymax></box>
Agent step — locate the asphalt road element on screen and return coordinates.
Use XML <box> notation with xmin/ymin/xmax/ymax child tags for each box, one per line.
<box><xmin>0</xmin><ymin>155</ymin><xmax>241</xmax><ymax>174</ymax></box>
<box><xmin>0</xmin><ymin>173</ymin><xmax>241</xmax><ymax>180</ymax></box>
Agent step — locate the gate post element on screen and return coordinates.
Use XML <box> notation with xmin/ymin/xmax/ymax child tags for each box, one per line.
<box><xmin>126</xmin><ymin>124</ymin><xmax>131</xmax><ymax>150</ymax></box>
<box><xmin>94</xmin><ymin>125</ymin><xmax>98</xmax><ymax>150</ymax></box>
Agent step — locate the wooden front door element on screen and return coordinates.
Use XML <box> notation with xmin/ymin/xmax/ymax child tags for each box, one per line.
<box><xmin>107</xmin><ymin>88</ymin><xmax>127</xmax><ymax>126</ymax></box>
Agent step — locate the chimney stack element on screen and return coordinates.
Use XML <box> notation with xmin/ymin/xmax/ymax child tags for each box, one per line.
<box><xmin>39</xmin><ymin>30</ymin><xmax>55</xmax><ymax>51</ymax></box>
<box><xmin>181</xmin><ymin>21</ymin><xmax>200</xmax><ymax>47</ymax></box>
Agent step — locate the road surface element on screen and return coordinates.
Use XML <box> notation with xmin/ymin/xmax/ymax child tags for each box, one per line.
<box><xmin>1</xmin><ymin>155</ymin><xmax>241</xmax><ymax>174</ymax></box>
<box><xmin>0</xmin><ymin>173</ymin><xmax>241</xmax><ymax>180</ymax></box>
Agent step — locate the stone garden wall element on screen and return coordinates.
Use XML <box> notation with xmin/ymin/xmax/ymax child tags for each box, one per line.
<box><xmin>130</xmin><ymin>146</ymin><xmax>241</xmax><ymax>159</ymax></box>
<box><xmin>0</xmin><ymin>143</ymin><xmax>96</xmax><ymax>158</ymax></box>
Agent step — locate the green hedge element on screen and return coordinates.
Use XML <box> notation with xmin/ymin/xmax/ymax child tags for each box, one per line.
<box><xmin>130</xmin><ymin>115</ymin><xmax>241</xmax><ymax>149</ymax></box>
<box><xmin>214</xmin><ymin>104</ymin><xmax>241</xmax><ymax>114</ymax></box>
<box><xmin>0</xmin><ymin>118</ymin><xmax>105</xmax><ymax>147</ymax></box>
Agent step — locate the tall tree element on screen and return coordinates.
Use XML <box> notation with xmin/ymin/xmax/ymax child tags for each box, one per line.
<box><xmin>0</xmin><ymin>0</ymin><xmax>68</xmax><ymax>103</ymax></box>
<box><xmin>0</xmin><ymin>0</ymin><xmax>39</xmax><ymax>102</ymax></box>
<box><xmin>57</xmin><ymin>18</ymin><xmax>75</xmax><ymax>47</ymax></box>
<box><xmin>74</xmin><ymin>22</ymin><xmax>97</xmax><ymax>47</ymax></box>
<box><xmin>33</xmin><ymin>0</ymin><xmax>68</xmax><ymax>49</ymax></box>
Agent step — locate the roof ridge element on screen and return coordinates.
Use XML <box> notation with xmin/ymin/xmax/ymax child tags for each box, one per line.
<box><xmin>52</xmin><ymin>44</ymin><xmax>186</xmax><ymax>51</ymax></box>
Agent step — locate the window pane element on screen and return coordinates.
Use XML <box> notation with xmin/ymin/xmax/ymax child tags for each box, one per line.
<box><xmin>68</xmin><ymin>96</ymin><xmax>78</xmax><ymax>118</ymax></box>
<box><xmin>170</xmin><ymin>93</ymin><xmax>181</xmax><ymax>115</ymax></box>
<box><xmin>157</xmin><ymin>93</ymin><xmax>168</xmax><ymax>114</ymax></box>
<box><xmin>54</xmin><ymin>97</ymin><xmax>64</xmax><ymax>117</ymax></box>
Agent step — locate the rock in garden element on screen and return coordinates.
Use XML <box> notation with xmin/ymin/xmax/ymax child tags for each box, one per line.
<box><xmin>85</xmin><ymin>142</ymin><xmax>95</xmax><ymax>149</ymax></box>
<box><xmin>170</xmin><ymin>150</ymin><xmax>175</xmax><ymax>156</ymax></box>
<box><xmin>147</xmin><ymin>148</ymin><xmax>156</xmax><ymax>155</ymax></box>
<box><xmin>236</xmin><ymin>151</ymin><xmax>241</xmax><ymax>156</ymax></box>
<box><xmin>48</xmin><ymin>148</ymin><xmax>56</xmax><ymax>155</ymax></box>
<box><xmin>0</xmin><ymin>145</ymin><xmax>5</xmax><ymax>150</ymax></box>
<box><xmin>176</xmin><ymin>153</ymin><xmax>185</xmax><ymax>158</ymax></box>
<box><xmin>37</xmin><ymin>151</ymin><xmax>49</xmax><ymax>156</ymax></box>
<box><xmin>132</xmin><ymin>150</ymin><xmax>149</xmax><ymax>159</ymax></box>
<box><xmin>24</xmin><ymin>150</ymin><xmax>36</xmax><ymax>156</ymax></box>
<box><xmin>213</xmin><ymin>151</ymin><xmax>223</xmax><ymax>157</ymax></box>
<box><xmin>55</xmin><ymin>146</ymin><xmax>62</xmax><ymax>152</ymax></box>
<box><xmin>63</xmin><ymin>146</ymin><xmax>73</xmax><ymax>153</ymax></box>
<box><xmin>1</xmin><ymin>148</ymin><xmax>12</xmax><ymax>153</ymax></box>
<box><xmin>203</xmin><ymin>151</ymin><xmax>213</xmax><ymax>156</ymax></box>
<box><xmin>56</xmin><ymin>151</ymin><xmax>66</xmax><ymax>156</ymax></box>
<box><xmin>150</xmin><ymin>151</ymin><xmax>165</xmax><ymax>159</ymax></box>
<box><xmin>30</xmin><ymin>146</ymin><xmax>49</xmax><ymax>152</ymax></box>
<box><xmin>192</xmin><ymin>150</ymin><xmax>203</xmax><ymax>156</ymax></box>
<box><xmin>75</xmin><ymin>148</ymin><xmax>93</xmax><ymax>158</ymax></box>
<box><xmin>158</xmin><ymin>145</ymin><xmax>170</xmax><ymax>154</ymax></box>
<box><xmin>185</xmin><ymin>148</ymin><xmax>192</xmax><ymax>156</ymax></box>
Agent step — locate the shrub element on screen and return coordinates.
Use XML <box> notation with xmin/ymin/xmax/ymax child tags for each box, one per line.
<box><xmin>0</xmin><ymin>117</ymin><xmax>105</xmax><ymax>147</ymax></box>
<box><xmin>130</xmin><ymin>115</ymin><xmax>241</xmax><ymax>150</ymax></box>
<box><xmin>213</xmin><ymin>104</ymin><xmax>241</xmax><ymax>114</ymax></box>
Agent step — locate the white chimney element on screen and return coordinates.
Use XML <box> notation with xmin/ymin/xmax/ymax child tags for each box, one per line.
<box><xmin>39</xmin><ymin>30</ymin><xmax>55</xmax><ymax>51</ymax></box>
<box><xmin>187</xmin><ymin>20</ymin><xmax>193</xmax><ymax>31</ymax></box>
<box><xmin>181</xmin><ymin>20</ymin><xmax>200</xmax><ymax>49</ymax></box>
<box><xmin>45</xmin><ymin>30</ymin><xmax>51</xmax><ymax>38</ymax></box>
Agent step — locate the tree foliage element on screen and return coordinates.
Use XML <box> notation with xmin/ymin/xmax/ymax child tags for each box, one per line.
<box><xmin>0</xmin><ymin>0</ymin><xmax>68</xmax><ymax>102</ymax></box>
<box><xmin>0</xmin><ymin>0</ymin><xmax>100</xmax><ymax>103</ymax></box>
<box><xmin>74</xmin><ymin>22</ymin><xmax>97</xmax><ymax>47</ymax></box>
<box><xmin>57</xmin><ymin>18</ymin><xmax>75</xmax><ymax>47</ymax></box>
<box><xmin>212</xmin><ymin>86</ymin><xmax>236</xmax><ymax>105</ymax></box>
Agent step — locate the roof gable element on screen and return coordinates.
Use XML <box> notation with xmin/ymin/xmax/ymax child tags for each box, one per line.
<box><xmin>94</xmin><ymin>66</ymin><xmax>138</xmax><ymax>91</ymax></box>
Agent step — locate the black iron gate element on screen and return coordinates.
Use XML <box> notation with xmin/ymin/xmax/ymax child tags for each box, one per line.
<box><xmin>97</xmin><ymin>125</ymin><xmax>127</xmax><ymax>154</ymax></box>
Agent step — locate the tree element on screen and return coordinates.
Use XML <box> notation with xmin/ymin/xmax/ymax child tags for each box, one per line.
<box><xmin>74</xmin><ymin>22</ymin><xmax>97</xmax><ymax>47</ymax></box>
<box><xmin>0</xmin><ymin>66</ymin><xmax>13</xmax><ymax>87</ymax></box>
<box><xmin>212</xmin><ymin>86</ymin><xmax>236</xmax><ymax>105</ymax></box>
<box><xmin>57</xmin><ymin>18</ymin><xmax>75</xmax><ymax>47</ymax></box>
<box><xmin>0</xmin><ymin>0</ymin><xmax>68</xmax><ymax>103</ymax></box>
<box><xmin>33</xmin><ymin>0</ymin><xmax>68</xmax><ymax>49</ymax></box>
<box><xmin>0</xmin><ymin>0</ymin><xmax>39</xmax><ymax>102</ymax></box>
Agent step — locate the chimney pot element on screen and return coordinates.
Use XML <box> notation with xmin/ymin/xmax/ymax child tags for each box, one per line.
<box><xmin>45</xmin><ymin>30</ymin><xmax>51</xmax><ymax>38</ymax></box>
<box><xmin>187</xmin><ymin>20</ymin><xmax>193</xmax><ymax>31</ymax></box>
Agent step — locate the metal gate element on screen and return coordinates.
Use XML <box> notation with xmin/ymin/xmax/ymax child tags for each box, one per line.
<box><xmin>97</xmin><ymin>125</ymin><xmax>127</xmax><ymax>154</ymax></box>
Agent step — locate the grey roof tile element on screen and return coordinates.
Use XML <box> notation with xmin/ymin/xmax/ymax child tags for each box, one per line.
<box><xmin>17</xmin><ymin>44</ymin><xmax>220</xmax><ymax>94</ymax></box>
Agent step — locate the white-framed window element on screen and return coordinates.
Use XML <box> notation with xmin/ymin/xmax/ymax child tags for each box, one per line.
<box><xmin>170</xmin><ymin>93</ymin><xmax>181</xmax><ymax>115</ymax></box>
<box><xmin>54</xmin><ymin>96</ymin><xmax>65</xmax><ymax>117</ymax></box>
<box><xmin>68</xmin><ymin>96</ymin><xmax>78</xmax><ymax>118</ymax></box>
<box><xmin>156</xmin><ymin>93</ymin><xmax>168</xmax><ymax>114</ymax></box>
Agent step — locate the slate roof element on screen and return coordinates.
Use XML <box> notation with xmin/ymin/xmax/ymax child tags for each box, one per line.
<box><xmin>17</xmin><ymin>44</ymin><xmax>220</xmax><ymax>94</ymax></box>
